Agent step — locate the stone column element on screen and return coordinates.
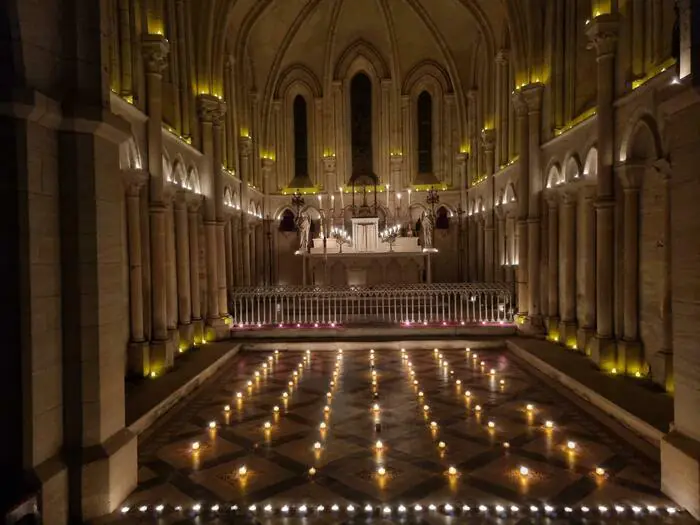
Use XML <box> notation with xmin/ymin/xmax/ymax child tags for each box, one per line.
<box><xmin>197</xmin><ymin>94</ymin><xmax>228</xmax><ymax>339</ymax></box>
<box><xmin>232</xmin><ymin>214</ymin><xmax>242</xmax><ymax>287</ymax></box>
<box><xmin>618</xmin><ymin>163</ymin><xmax>644</xmax><ymax>374</ymax></box>
<box><xmin>522</xmin><ymin>84</ymin><xmax>544</xmax><ymax>331</ymax></box>
<box><xmin>577</xmin><ymin>186</ymin><xmax>597</xmax><ymax>353</ymax></box>
<box><xmin>224</xmin><ymin>217</ymin><xmax>234</xmax><ymax>291</ymax></box>
<box><xmin>559</xmin><ymin>191</ymin><xmax>578</xmax><ymax>347</ymax></box>
<box><xmin>546</xmin><ymin>194</ymin><xmax>559</xmax><ymax>335</ymax></box>
<box><xmin>495</xmin><ymin>50</ymin><xmax>510</xmax><ymax>167</ymax></box>
<box><xmin>187</xmin><ymin>195</ymin><xmax>204</xmax><ymax>344</ymax></box>
<box><xmin>512</xmin><ymin>92</ymin><xmax>529</xmax><ymax>316</ymax></box>
<box><xmin>482</xmin><ymin>129</ymin><xmax>496</xmax><ymax>282</ymax></box>
<box><xmin>652</xmin><ymin>160</ymin><xmax>673</xmax><ymax>390</ymax></box>
<box><xmin>495</xmin><ymin>210</ymin><xmax>506</xmax><ymax>282</ymax></box>
<box><xmin>174</xmin><ymin>192</ymin><xmax>193</xmax><ymax>348</ymax></box>
<box><xmin>143</xmin><ymin>34</ymin><xmax>174</xmax><ymax>371</ymax></box>
<box><xmin>250</xmin><ymin>222</ymin><xmax>258</xmax><ymax>285</ymax></box>
<box><xmin>165</xmin><ymin>194</ymin><xmax>179</xmax><ymax>348</ymax></box>
<box><xmin>242</xmin><ymin>217</ymin><xmax>252</xmax><ymax>286</ymax></box>
<box><xmin>477</xmin><ymin>217</ymin><xmax>485</xmax><ymax>281</ymax></box>
<box><xmin>587</xmin><ymin>14</ymin><xmax>619</xmax><ymax>368</ymax></box>
<box><xmin>123</xmin><ymin>170</ymin><xmax>149</xmax><ymax>375</ymax></box>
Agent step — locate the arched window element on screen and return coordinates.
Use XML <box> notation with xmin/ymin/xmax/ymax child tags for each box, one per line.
<box><xmin>435</xmin><ymin>206</ymin><xmax>449</xmax><ymax>229</ymax></box>
<box><xmin>350</xmin><ymin>73</ymin><xmax>373</xmax><ymax>177</ymax></box>
<box><xmin>279</xmin><ymin>210</ymin><xmax>296</xmax><ymax>232</ymax></box>
<box><xmin>293</xmin><ymin>95</ymin><xmax>309</xmax><ymax>177</ymax></box>
<box><xmin>417</xmin><ymin>91</ymin><xmax>433</xmax><ymax>174</ymax></box>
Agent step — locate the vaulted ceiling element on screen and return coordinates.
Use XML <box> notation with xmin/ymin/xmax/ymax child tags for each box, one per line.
<box><xmin>198</xmin><ymin>0</ymin><xmax>534</xmax><ymax>100</ymax></box>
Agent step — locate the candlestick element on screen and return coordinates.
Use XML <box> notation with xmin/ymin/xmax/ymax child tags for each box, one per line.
<box><xmin>338</xmin><ymin>186</ymin><xmax>344</xmax><ymax>209</ymax></box>
<box><xmin>386</xmin><ymin>184</ymin><xmax>390</xmax><ymax>207</ymax></box>
<box><xmin>408</xmin><ymin>189</ymin><xmax>412</xmax><ymax>206</ymax></box>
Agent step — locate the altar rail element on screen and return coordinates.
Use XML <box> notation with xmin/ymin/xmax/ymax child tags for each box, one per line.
<box><xmin>229</xmin><ymin>283</ymin><xmax>515</xmax><ymax>327</ymax></box>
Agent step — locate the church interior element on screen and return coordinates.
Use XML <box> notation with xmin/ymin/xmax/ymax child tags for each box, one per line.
<box><xmin>3</xmin><ymin>0</ymin><xmax>700</xmax><ymax>522</ymax></box>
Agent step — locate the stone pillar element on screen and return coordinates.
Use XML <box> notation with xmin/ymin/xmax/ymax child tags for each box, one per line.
<box><xmin>495</xmin><ymin>211</ymin><xmax>506</xmax><ymax>282</ymax></box>
<box><xmin>143</xmin><ymin>34</ymin><xmax>174</xmax><ymax>371</ymax></box>
<box><xmin>652</xmin><ymin>160</ymin><xmax>673</xmax><ymax>390</ymax></box>
<box><xmin>482</xmin><ymin>129</ymin><xmax>496</xmax><ymax>282</ymax></box>
<box><xmin>617</xmin><ymin>163</ymin><xmax>644</xmax><ymax>374</ymax></box>
<box><xmin>477</xmin><ymin>217</ymin><xmax>485</xmax><ymax>281</ymax></box>
<box><xmin>495</xmin><ymin>50</ymin><xmax>510</xmax><ymax>167</ymax></box>
<box><xmin>224</xmin><ymin>217</ymin><xmax>234</xmax><ymax>291</ymax></box>
<box><xmin>577</xmin><ymin>186</ymin><xmax>597</xmax><ymax>353</ymax></box>
<box><xmin>587</xmin><ymin>14</ymin><xmax>619</xmax><ymax>369</ymax></box>
<box><xmin>187</xmin><ymin>195</ymin><xmax>204</xmax><ymax>344</ymax></box>
<box><xmin>242</xmin><ymin>217</ymin><xmax>251</xmax><ymax>286</ymax></box>
<box><xmin>546</xmin><ymin>194</ymin><xmax>559</xmax><ymax>335</ymax></box>
<box><xmin>559</xmin><ymin>191</ymin><xmax>578</xmax><ymax>347</ymax></box>
<box><xmin>124</xmin><ymin>170</ymin><xmax>149</xmax><ymax>375</ymax></box>
<box><xmin>512</xmin><ymin>92</ymin><xmax>529</xmax><ymax>316</ymax></box>
<box><xmin>165</xmin><ymin>195</ymin><xmax>179</xmax><ymax>350</ymax></box>
<box><xmin>197</xmin><ymin>94</ymin><xmax>229</xmax><ymax>340</ymax></box>
<box><xmin>174</xmin><ymin>192</ymin><xmax>193</xmax><ymax>348</ymax></box>
<box><xmin>232</xmin><ymin>214</ymin><xmax>242</xmax><ymax>287</ymax></box>
<box><xmin>250</xmin><ymin>222</ymin><xmax>258</xmax><ymax>285</ymax></box>
<box><xmin>426</xmin><ymin>253</ymin><xmax>433</xmax><ymax>284</ymax></box>
<box><xmin>522</xmin><ymin>84</ymin><xmax>545</xmax><ymax>331</ymax></box>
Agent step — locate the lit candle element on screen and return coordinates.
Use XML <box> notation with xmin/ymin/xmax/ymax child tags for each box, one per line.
<box><xmin>331</xmin><ymin>194</ymin><xmax>335</xmax><ymax>212</ymax></box>
<box><xmin>408</xmin><ymin>188</ymin><xmax>412</xmax><ymax>205</ymax></box>
<box><xmin>386</xmin><ymin>184</ymin><xmax>390</xmax><ymax>207</ymax></box>
<box><xmin>338</xmin><ymin>186</ymin><xmax>344</xmax><ymax>209</ymax></box>
<box><xmin>318</xmin><ymin>194</ymin><xmax>322</xmax><ymax>209</ymax></box>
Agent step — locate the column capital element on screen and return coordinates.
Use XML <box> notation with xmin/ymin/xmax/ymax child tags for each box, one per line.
<box><xmin>197</xmin><ymin>94</ymin><xmax>227</xmax><ymax>126</ymax></box>
<box><xmin>239</xmin><ymin>135</ymin><xmax>253</xmax><ymax>157</ymax></box>
<box><xmin>652</xmin><ymin>158</ymin><xmax>673</xmax><ymax>180</ymax></box>
<box><xmin>511</xmin><ymin>91</ymin><xmax>528</xmax><ymax>116</ymax></box>
<box><xmin>186</xmin><ymin>193</ymin><xmax>204</xmax><ymax>212</ymax></box>
<box><xmin>480</xmin><ymin>128</ymin><xmax>496</xmax><ymax>151</ymax></box>
<box><xmin>617</xmin><ymin>161</ymin><xmax>645</xmax><ymax>189</ymax></box>
<box><xmin>495</xmin><ymin>49</ymin><xmax>510</xmax><ymax>65</ymax></box>
<box><xmin>520</xmin><ymin>83</ymin><xmax>544</xmax><ymax>113</ymax></box>
<box><xmin>142</xmin><ymin>34</ymin><xmax>170</xmax><ymax>75</ymax></box>
<box><xmin>122</xmin><ymin>168</ymin><xmax>148</xmax><ymax>197</ymax></box>
<box><xmin>390</xmin><ymin>153</ymin><xmax>403</xmax><ymax>170</ymax></box>
<box><xmin>545</xmin><ymin>192</ymin><xmax>559</xmax><ymax>209</ymax></box>
<box><xmin>174</xmin><ymin>189</ymin><xmax>189</xmax><ymax>209</ymax></box>
<box><xmin>586</xmin><ymin>13</ymin><xmax>620</xmax><ymax>59</ymax></box>
<box><xmin>261</xmin><ymin>157</ymin><xmax>276</xmax><ymax>172</ymax></box>
<box><xmin>455</xmin><ymin>152</ymin><xmax>468</xmax><ymax>165</ymax></box>
<box><xmin>561</xmin><ymin>189</ymin><xmax>578</xmax><ymax>206</ymax></box>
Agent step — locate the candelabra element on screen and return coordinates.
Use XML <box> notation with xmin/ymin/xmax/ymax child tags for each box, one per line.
<box><xmin>426</xmin><ymin>187</ymin><xmax>440</xmax><ymax>216</ymax></box>
<box><xmin>330</xmin><ymin>227</ymin><xmax>351</xmax><ymax>253</ymax></box>
<box><xmin>380</xmin><ymin>225</ymin><xmax>400</xmax><ymax>252</ymax></box>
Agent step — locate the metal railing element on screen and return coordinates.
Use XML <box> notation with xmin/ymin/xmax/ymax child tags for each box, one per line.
<box><xmin>229</xmin><ymin>283</ymin><xmax>515</xmax><ymax>327</ymax></box>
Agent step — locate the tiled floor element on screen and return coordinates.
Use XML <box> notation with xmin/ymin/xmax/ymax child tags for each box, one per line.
<box><xmin>109</xmin><ymin>346</ymin><xmax>691</xmax><ymax>523</ymax></box>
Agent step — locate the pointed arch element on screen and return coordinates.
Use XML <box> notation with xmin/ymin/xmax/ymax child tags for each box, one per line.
<box><xmin>334</xmin><ymin>39</ymin><xmax>391</xmax><ymax>81</ymax></box>
<box><xmin>275</xmin><ymin>64</ymin><xmax>323</xmax><ymax>99</ymax></box>
<box><xmin>620</xmin><ymin>111</ymin><xmax>664</xmax><ymax>163</ymax></box>
<box><xmin>171</xmin><ymin>156</ymin><xmax>188</xmax><ymax>186</ymax></box>
<box><xmin>583</xmin><ymin>146</ymin><xmax>598</xmax><ymax>178</ymax></box>
<box><xmin>545</xmin><ymin>162</ymin><xmax>563</xmax><ymax>189</ymax></box>
<box><xmin>119</xmin><ymin>134</ymin><xmax>143</xmax><ymax>171</ymax></box>
<box><xmin>563</xmin><ymin>154</ymin><xmax>582</xmax><ymax>182</ymax></box>
<box><xmin>503</xmin><ymin>182</ymin><xmax>517</xmax><ymax>204</ymax></box>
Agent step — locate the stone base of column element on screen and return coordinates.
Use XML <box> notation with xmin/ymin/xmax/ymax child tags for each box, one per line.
<box><xmin>79</xmin><ymin>428</ymin><xmax>137</xmax><ymax>520</ymax></box>
<box><xmin>576</xmin><ymin>327</ymin><xmax>596</xmax><ymax>357</ymax></box>
<box><xmin>168</xmin><ymin>328</ymin><xmax>180</xmax><ymax>358</ymax></box>
<box><xmin>617</xmin><ymin>338</ymin><xmax>644</xmax><ymax>375</ymax></box>
<box><xmin>558</xmin><ymin>320</ymin><xmax>579</xmax><ymax>350</ymax></box>
<box><xmin>28</xmin><ymin>456</ymin><xmax>68</xmax><ymax>525</ymax></box>
<box><xmin>177</xmin><ymin>323</ymin><xmax>195</xmax><ymax>352</ymax></box>
<box><xmin>545</xmin><ymin>316</ymin><xmax>560</xmax><ymax>342</ymax></box>
<box><xmin>651</xmin><ymin>349</ymin><xmax>674</xmax><ymax>392</ymax></box>
<box><xmin>192</xmin><ymin>318</ymin><xmax>205</xmax><ymax>345</ymax></box>
<box><xmin>589</xmin><ymin>336</ymin><xmax>617</xmax><ymax>371</ymax></box>
<box><xmin>127</xmin><ymin>340</ymin><xmax>151</xmax><ymax>378</ymax></box>
<box><xmin>150</xmin><ymin>338</ymin><xmax>176</xmax><ymax>375</ymax></box>
<box><xmin>661</xmin><ymin>430</ymin><xmax>700</xmax><ymax>520</ymax></box>
<box><xmin>518</xmin><ymin>314</ymin><xmax>545</xmax><ymax>335</ymax></box>
<box><xmin>205</xmin><ymin>315</ymin><xmax>232</xmax><ymax>341</ymax></box>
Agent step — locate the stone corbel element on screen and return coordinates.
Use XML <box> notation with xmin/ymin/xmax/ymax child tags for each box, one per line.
<box><xmin>197</xmin><ymin>94</ymin><xmax>226</xmax><ymax>126</ymax></box>
<box><xmin>481</xmin><ymin>128</ymin><xmax>496</xmax><ymax>152</ymax></box>
<box><xmin>455</xmin><ymin>151</ymin><xmax>469</xmax><ymax>165</ymax></box>
<box><xmin>186</xmin><ymin>192</ymin><xmax>204</xmax><ymax>212</ymax></box>
<box><xmin>520</xmin><ymin>83</ymin><xmax>545</xmax><ymax>114</ymax></box>
<box><xmin>389</xmin><ymin>153</ymin><xmax>403</xmax><ymax>171</ymax></box>
<box><xmin>239</xmin><ymin>135</ymin><xmax>253</xmax><ymax>158</ymax></box>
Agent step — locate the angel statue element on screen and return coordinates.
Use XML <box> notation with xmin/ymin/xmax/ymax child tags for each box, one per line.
<box><xmin>297</xmin><ymin>213</ymin><xmax>311</xmax><ymax>254</ymax></box>
<box><xmin>421</xmin><ymin>212</ymin><xmax>434</xmax><ymax>249</ymax></box>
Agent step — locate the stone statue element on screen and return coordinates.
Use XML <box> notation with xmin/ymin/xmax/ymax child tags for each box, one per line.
<box><xmin>298</xmin><ymin>213</ymin><xmax>310</xmax><ymax>253</ymax></box>
<box><xmin>421</xmin><ymin>212</ymin><xmax>434</xmax><ymax>249</ymax></box>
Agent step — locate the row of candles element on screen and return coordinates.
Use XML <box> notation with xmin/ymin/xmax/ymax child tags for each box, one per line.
<box><xmin>313</xmin><ymin>187</ymin><xmax>417</xmax><ymax>211</ymax></box>
<box><xmin>129</xmin><ymin>347</ymin><xmax>680</xmax><ymax>518</ymax></box>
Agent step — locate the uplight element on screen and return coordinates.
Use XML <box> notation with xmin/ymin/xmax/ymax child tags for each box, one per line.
<box><xmin>238</xmin><ymin>465</ymin><xmax>247</xmax><ymax>476</ymax></box>
<box><xmin>519</xmin><ymin>465</ymin><xmax>529</xmax><ymax>477</ymax></box>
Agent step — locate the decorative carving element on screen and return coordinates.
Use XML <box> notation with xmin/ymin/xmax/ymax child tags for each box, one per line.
<box><xmin>239</xmin><ymin>136</ymin><xmax>253</xmax><ymax>157</ymax></box>
<box><xmin>186</xmin><ymin>193</ymin><xmax>204</xmax><ymax>212</ymax></box>
<box><xmin>261</xmin><ymin>157</ymin><xmax>275</xmax><ymax>171</ymax></box>
<box><xmin>323</xmin><ymin>155</ymin><xmax>337</xmax><ymax>173</ymax></box>
<box><xmin>520</xmin><ymin>83</ymin><xmax>544</xmax><ymax>113</ymax></box>
<box><xmin>511</xmin><ymin>91</ymin><xmax>528</xmax><ymax>117</ymax></box>
<box><xmin>467</xmin><ymin>89</ymin><xmax>479</xmax><ymax>102</ymax></box>
<box><xmin>481</xmin><ymin>128</ymin><xmax>496</xmax><ymax>151</ymax></box>
<box><xmin>122</xmin><ymin>169</ymin><xmax>148</xmax><ymax>197</ymax></box>
<box><xmin>196</xmin><ymin>94</ymin><xmax>226</xmax><ymax>126</ymax></box>
<box><xmin>142</xmin><ymin>35</ymin><xmax>170</xmax><ymax>75</ymax></box>
<box><xmin>586</xmin><ymin>13</ymin><xmax>620</xmax><ymax>59</ymax></box>
<box><xmin>495</xmin><ymin>49</ymin><xmax>510</xmax><ymax>65</ymax></box>
<box><xmin>298</xmin><ymin>213</ymin><xmax>311</xmax><ymax>253</ymax></box>
<box><xmin>455</xmin><ymin>152</ymin><xmax>468</xmax><ymax>165</ymax></box>
<box><xmin>421</xmin><ymin>212</ymin><xmax>434</xmax><ymax>249</ymax></box>
<box><xmin>389</xmin><ymin>153</ymin><xmax>403</xmax><ymax>170</ymax></box>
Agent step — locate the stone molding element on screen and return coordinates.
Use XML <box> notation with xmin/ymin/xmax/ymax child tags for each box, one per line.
<box><xmin>142</xmin><ymin>34</ymin><xmax>170</xmax><ymax>75</ymax></box>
